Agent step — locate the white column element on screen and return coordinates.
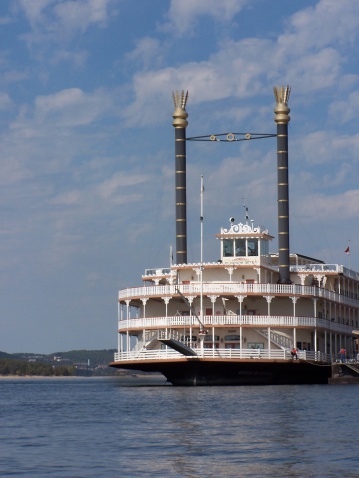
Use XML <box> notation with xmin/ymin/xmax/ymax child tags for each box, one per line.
<box><xmin>162</xmin><ymin>297</ymin><xmax>170</xmax><ymax>336</ymax></box>
<box><xmin>162</xmin><ymin>297</ymin><xmax>170</xmax><ymax>317</ymax></box>
<box><xmin>335</xmin><ymin>334</ymin><xmax>338</xmax><ymax>358</ymax></box>
<box><xmin>240</xmin><ymin>325</ymin><xmax>243</xmax><ymax>357</ymax></box>
<box><xmin>125</xmin><ymin>300</ymin><xmax>130</xmax><ymax>352</ymax></box>
<box><xmin>225</xmin><ymin>267</ymin><xmax>235</xmax><ymax>282</ymax></box>
<box><xmin>291</xmin><ymin>297</ymin><xmax>298</xmax><ymax>317</ymax></box>
<box><xmin>235</xmin><ymin>295</ymin><xmax>247</xmax><ymax>321</ymax></box>
<box><xmin>300</xmin><ymin>275</ymin><xmax>307</xmax><ymax>286</ymax></box>
<box><xmin>141</xmin><ymin>298</ymin><xmax>148</xmax><ymax>318</ymax></box>
<box><xmin>324</xmin><ymin>329</ymin><xmax>327</xmax><ymax>356</ymax></box>
<box><xmin>187</xmin><ymin>295</ymin><xmax>195</xmax><ymax>344</ymax></box>
<box><xmin>268</xmin><ymin>326</ymin><xmax>271</xmax><ymax>357</ymax></box>
<box><xmin>265</xmin><ymin>296</ymin><xmax>274</xmax><ymax>316</ymax></box>
<box><xmin>312</xmin><ymin>298</ymin><xmax>318</xmax><ymax>317</ymax></box>
<box><xmin>117</xmin><ymin>302</ymin><xmax>121</xmax><ymax>353</ymax></box>
<box><xmin>208</xmin><ymin>295</ymin><xmax>219</xmax><ymax>322</ymax></box>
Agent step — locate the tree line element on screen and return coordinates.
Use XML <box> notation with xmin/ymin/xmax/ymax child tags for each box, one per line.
<box><xmin>0</xmin><ymin>359</ymin><xmax>75</xmax><ymax>376</ymax></box>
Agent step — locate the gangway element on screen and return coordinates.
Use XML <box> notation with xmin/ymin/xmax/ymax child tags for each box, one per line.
<box><xmin>158</xmin><ymin>337</ymin><xmax>197</xmax><ymax>356</ymax></box>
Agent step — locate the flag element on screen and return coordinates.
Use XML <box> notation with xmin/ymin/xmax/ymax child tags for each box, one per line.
<box><xmin>345</xmin><ymin>246</ymin><xmax>350</xmax><ymax>255</ymax></box>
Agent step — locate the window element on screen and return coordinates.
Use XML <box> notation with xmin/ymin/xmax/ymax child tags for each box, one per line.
<box><xmin>203</xmin><ymin>335</ymin><xmax>219</xmax><ymax>349</ymax></box>
<box><xmin>247</xmin><ymin>342</ymin><xmax>264</xmax><ymax>349</ymax></box>
<box><xmin>261</xmin><ymin>239</ymin><xmax>269</xmax><ymax>256</ymax></box>
<box><xmin>224</xmin><ymin>334</ymin><xmax>241</xmax><ymax>341</ymax></box>
<box><xmin>204</xmin><ymin>343</ymin><xmax>219</xmax><ymax>349</ymax></box>
<box><xmin>247</xmin><ymin>239</ymin><xmax>258</xmax><ymax>256</ymax></box>
<box><xmin>181</xmin><ymin>335</ymin><xmax>197</xmax><ymax>343</ymax></box>
<box><xmin>224</xmin><ymin>334</ymin><xmax>241</xmax><ymax>349</ymax></box>
<box><xmin>204</xmin><ymin>335</ymin><xmax>220</xmax><ymax>342</ymax></box>
<box><xmin>223</xmin><ymin>239</ymin><xmax>233</xmax><ymax>257</ymax></box>
<box><xmin>235</xmin><ymin>239</ymin><xmax>246</xmax><ymax>257</ymax></box>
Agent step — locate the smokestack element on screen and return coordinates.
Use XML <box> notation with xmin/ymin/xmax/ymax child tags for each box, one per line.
<box><xmin>273</xmin><ymin>86</ymin><xmax>291</xmax><ymax>284</ymax></box>
<box><xmin>172</xmin><ymin>90</ymin><xmax>189</xmax><ymax>264</ymax></box>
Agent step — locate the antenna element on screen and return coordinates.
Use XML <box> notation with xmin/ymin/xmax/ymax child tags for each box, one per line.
<box><xmin>242</xmin><ymin>198</ymin><xmax>249</xmax><ymax>225</ymax></box>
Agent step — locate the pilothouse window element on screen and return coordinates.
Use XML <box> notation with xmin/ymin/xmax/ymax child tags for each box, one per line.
<box><xmin>235</xmin><ymin>239</ymin><xmax>246</xmax><ymax>256</ymax></box>
<box><xmin>223</xmin><ymin>238</ymin><xmax>259</xmax><ymax>257</ymax></box>
<box><xmin>223</xmin><ymin>239</ymin><xmax>233</xmax><ymax>257</ymax></box>
<box><xmin>247</xmin><ymin>239</ymin><xmax>258</xmax><ymax>256</ymax></box>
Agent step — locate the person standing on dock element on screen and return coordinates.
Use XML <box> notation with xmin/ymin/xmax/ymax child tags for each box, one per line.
<box><xmin>339</xmin><ymin>348</ymin><xmax>346</xmax><ymax>363</ymax></box>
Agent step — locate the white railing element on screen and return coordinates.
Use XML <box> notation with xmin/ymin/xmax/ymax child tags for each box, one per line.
<box><xmin>292</xmin><ymin>263</ymin><xmax>359</xmax><ymax>281</ymax></box>
<box><xmin>118</xmin><ymin>282</ymin><xmax>359</xmax><ymax>307</ymax></box>
<box><xmin>142</xmin><ymin>263</ymin><xmax>359</xmax><ymax>281</ymax></box>
<box><xmin>113</xmin><ymin>348</ymin><xmax>331</xmax><ymax>363</ymax></box>
<box><xmin>118</xmin><ymin>314</ymin><xmax>354</xmax><ymax>334</ymax></box>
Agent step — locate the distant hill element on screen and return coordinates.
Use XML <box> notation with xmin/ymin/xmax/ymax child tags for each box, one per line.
<box><xmin>0</xmin><ymin>349</ymin><xmax>118</xmax><ymax>376</ymax></box>
<box><xmin>0</xmin><ymin>351</ymin><xmax>23</xmax><ymax>360</ymax></box>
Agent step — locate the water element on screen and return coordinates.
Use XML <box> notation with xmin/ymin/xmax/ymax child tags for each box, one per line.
<box><xmin>0</xmin><ymin>376</ymin><xmax>358</xmax><ymax>477</ymax></box>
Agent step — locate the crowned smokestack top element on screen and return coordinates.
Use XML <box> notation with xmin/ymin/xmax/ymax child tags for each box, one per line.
<box><xmin>273</xmin><ymin>86</ymin><xmax>291</xmax><ymax>124</ymax></box>
<box><xmin>172</xmin><ymin>90</ymin><xmax>189</xmax><ymax>265</ymax></box>
<box><xmin>172</xmin><ymin>90</ymin><xmax>189</xmax><ymax>128</ymax></box>
<box><xmin>274</xmin><ymin>85</ymin><xmax>291</xmax><ymax>284</ymax></box>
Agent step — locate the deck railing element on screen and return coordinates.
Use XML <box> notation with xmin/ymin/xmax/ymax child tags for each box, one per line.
<box><xmin>118</xmin><ymin>314</ymin><xmax>354</xmax><ymax>334</ymax></box>
<box><xmin>113</xmin><ymin>348</ymin><xmax>332</xmax><ymax>363</ymax></box>
<box><xmin>118</xmin><ymin>282</ymin><xmax>359</xmax><ymax>307</ymax></box>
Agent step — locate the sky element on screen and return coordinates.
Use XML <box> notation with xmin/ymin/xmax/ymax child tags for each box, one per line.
<box><xmin>1</xmin><ymin>0</ymin><xmax>359</xmax><ymax>354</ymax></box>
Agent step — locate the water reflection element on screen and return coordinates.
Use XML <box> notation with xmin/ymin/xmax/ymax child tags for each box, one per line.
<box><xmin>1</xmin><ymin>378</ymin><xmax>358</xmax><ymax>477</ymax></box>
<box><xmin>114</xmin><ymin>383</ymin><xmax>359</xmax><ymax>477</ymax></box>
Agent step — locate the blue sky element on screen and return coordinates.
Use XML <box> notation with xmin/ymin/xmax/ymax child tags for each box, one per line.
<box><xmin>1</xmin><ymin>0</ymin><xmax>359</xmax><ymax>354</ymax></box>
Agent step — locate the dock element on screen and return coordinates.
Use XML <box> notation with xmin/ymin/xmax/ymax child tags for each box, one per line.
<box><xmin>329</xmin><ymin>362</ymin><xmax>359</xmax><ymax>384</ymax></box>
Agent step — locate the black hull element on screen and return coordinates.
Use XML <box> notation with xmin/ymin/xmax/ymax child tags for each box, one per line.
<box><xmin>110</xmin><ymin>359</ymin><xmax>332</xmax><ymax>386</ymax></box>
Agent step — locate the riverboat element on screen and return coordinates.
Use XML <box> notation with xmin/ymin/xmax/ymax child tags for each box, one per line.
<box><xmin>110</xmin><ymin>87</ymin><xmax>357</xmax><ymax>385</ymax></box>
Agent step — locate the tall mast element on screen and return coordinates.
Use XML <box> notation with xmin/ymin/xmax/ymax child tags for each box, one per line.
<box><xmin>172</xmin><ymin>90</ymin><xmax>189</xmax><ymax>265</ymax></box>
<box><xmin>200</xmin><ymin>175</ymin><xmax>204</xmax><ymax>327</ymax></box>
<box><xmin>273</xmin><ymin>86</ymin><xmax>291</xmax><ymax>284</ymax></box>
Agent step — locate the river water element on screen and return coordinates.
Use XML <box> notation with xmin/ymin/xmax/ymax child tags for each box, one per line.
<box><xmin>0</xmin><ymin>376</ymin><xmax>358</xmax><ymax>477</ymax></box>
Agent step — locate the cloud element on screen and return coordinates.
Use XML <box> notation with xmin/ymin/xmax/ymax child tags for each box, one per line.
<box><xmin>96</xmin><ymin>171</ymin><xmax>149</xmax><ymax>201</ymax></box>
<box><xmin>286</xmin><ymin>0</ymin><xmax>359</xmax><ymax>50</ymax></box>
<box><xmin>126</xmin><ymin>37</ymin><xmax>164</xmax><ymax>70</ymax></box>
<box><xmin>124</xmin><ymin>0</ymin><xmax>359</xmax><ymax>126</ymax></box>
<box><xmin>53</xmin><ymin>0</ymin><xmax>112</xmax><ymax>33</ymax></box>
<box><xmin>164</xmin><ymin>0</ymin><xmax>249</xmax><ymax>35</ymax></box>
<box><xmin>32</xmin><ymin>87</ymin><xmax>113</xmax><ymax>126</ymax></box>
<box><xmin>0</xmin><ymin>87</ymin><xmax>117</xmax><ymax>190</ymax></box>
<box><xmin>17</xmin><ymin>0</ymin><xmax>115</xmax><ymax>34</ymax></box>
<box><xmin>293</xmin><ymin>131</ymin><xmax>359</xmax><ymax>166</ymax></box>
<box><xmin>296</xmin><ymin>189</ymin><xmax>359</xmax><ymax>221</ymax></box>
<box><xmin>16</xmin><ymin>0</ymin><xmax>118</xmax><ymax>63</ymax></box>
<box><xmin>329</xmin><ymin>91</ymin><xmax>359</xmax><ymax>124</ymax></box>
<box><xmin>49</xmin><ymin>48</ymin><xmax>89</xmax><ymax>67</ymax></box>
<box><xmin>0</xmin><ymin>92</ymin><xmax>13</xmax><ymax>110</ymax></box>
